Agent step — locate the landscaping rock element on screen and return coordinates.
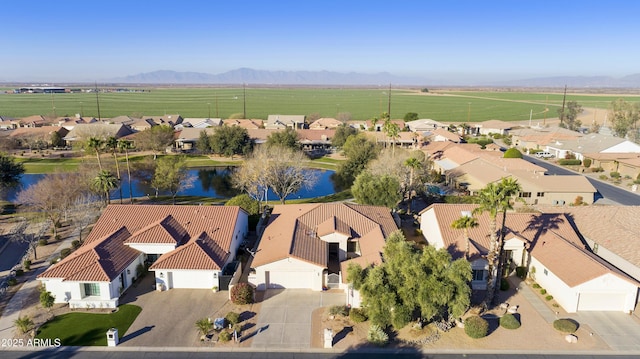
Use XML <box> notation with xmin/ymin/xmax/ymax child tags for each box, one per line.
<box><xmin>565</xmin><ymin>334</ymin><xmax>578</xmax><ymax>343</ymax></box>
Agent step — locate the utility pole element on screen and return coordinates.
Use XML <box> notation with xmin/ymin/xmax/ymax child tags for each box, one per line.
<box><xmin>560</xmin><ymin>85</ymin><xmax>567</xmax><ymax>126</ymax></box>
<box><xmin>243</xmin><ymin>83</ymin><xmax>247</xmax><ymax>119</ymax></box>
<box><xmin>95</xmin><ymin>82</ymin><xmax>102</xmax><ymax>121</ymax></box>
<box><xmin>215</xmin><ymin>92</ymin><xmax>219</xmax><ymax>118</ymax></box>
<box><xmin>387</xmin><ymin>83</ymin><xmax>391</xmax><ymax>119</ymax></box>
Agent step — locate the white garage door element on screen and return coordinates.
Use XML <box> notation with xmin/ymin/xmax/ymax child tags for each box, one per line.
<box><xmin>577</xmin><ymin>293</ymin><xmax>626</xmax><ymax>311</ymax></box>
<box><xmin>169</xmin><ymin>271</ymin><xmax>213</xmax><ymax>289</ymax></box>
<box><xmin>267</xmin><ymin>270</ymin><xmax>314</xmax><ymax>289</ymax></box>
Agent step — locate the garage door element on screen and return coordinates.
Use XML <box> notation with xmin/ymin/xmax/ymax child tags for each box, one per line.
<box><xmin>267</xmin><ymin>270</ymin><xmax>314</xmax><ymax>289</ymax></box>
<box><xmin>577</xmin><ymin>293</ymin><xmax>626</xmax><ymax>311</ymax></box>
<box><xmin>169</xmin><ymin>271</ymin><xmax>212</xmax><ymax>289</ymax></box>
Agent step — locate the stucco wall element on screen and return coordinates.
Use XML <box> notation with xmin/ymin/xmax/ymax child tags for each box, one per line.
<box><xmin>529</xmin><ymin>256</ymin><xmax>577</xmax><ymax>312</ymax></box>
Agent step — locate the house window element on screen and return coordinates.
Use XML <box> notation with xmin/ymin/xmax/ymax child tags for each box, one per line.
<box><xmin>519</xmin><ymin>192</ymin><xmax>532</xmax><ymax>198</ymax></box>
<box><xmin>347</xmin><ymin>241</ymin><xmax>358</xmax><ymax>253</ymax></box>
<box><xmin>472</xmin><ymin>269</ymin><xmax>484</xmax><ymax>281</ymax></box>
<box><xmin>83</xmin><ymin>283</ymin><xmax>100</xmax><ymax>297</ymax></box>
<box><xmin>536</xmin><ymin>192</ymin><xmax>545</xmax><ymax>197</ymax></box>
<box><xmin>543</xmin><ymin>269</ymin><xmax>548</xmax><ymax>276</ymax></box>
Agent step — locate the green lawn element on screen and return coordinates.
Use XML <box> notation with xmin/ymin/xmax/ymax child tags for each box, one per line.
<box><xmin>14</xmin><ymin>157</ymin><xmax>82</xmax><ymax>174</ymax></box>
<box><xmin>36</xmin><ymin>304</ymin><xmax>142</xmax><ymax>346</ymax></box>
<box><xmin>3</xmin><ymin>87</ymin><xmax>634</xmax><ymax>123</ymax></box>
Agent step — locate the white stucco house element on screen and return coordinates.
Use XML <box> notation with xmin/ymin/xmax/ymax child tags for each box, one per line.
<box><xmin>38</xmin><ymin>205</ymin><xmax>248</xmax><ymax>308</ymax></box>
<box><xmin>420</xmin><ymin>204</ymin><xmax>639</xmax><ymax>313</ymax></box>
<box><xmin>248</xmin><ymin>203</ymin><xmax>398</xmax><ymax>308</ymax></box>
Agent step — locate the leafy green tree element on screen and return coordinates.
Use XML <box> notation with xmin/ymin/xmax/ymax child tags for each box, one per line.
<box><xmin>211</xmin><ymin>126</ymin><xmax>253</xmax><ymax>158</ymax></box>
<box><xmin>92</xmin><ymin>170</ymin><xmax>118</xmax><ymax>205</ymax></box>
<box><xmin>39</xmin><ymin>289</ymin><xmax>55</xmax><ymax>311</ymax></box>
<box><xmin>557</xmin><ymin>101</ymin><xmax>583</xmax><ymax>131</ymax></box>
<box><xmin>349</xmin><ymin>231</ymin><xmax>471</xmax><ymax>329</ymax></box>
<box><xmin>451</xmin><ymin>214</ymin><xmax>479</xmax><ymax>259</ymax></box>
<box><xmin>196</xmin><ymin>130</ymin><xmax>212</xmax><ymax>154</ymax></box>
<box><xmin>335</xmin><ymin>134</ymin><xmax>379</xmax><ymax>186</ymax></box>
<box><xmin>609</xmin><ymin>98</ymin><xmax>640</xmax><ymax>138</ymax></box>
<box><xmin>151</xmin><ymin>156</ymin><xmax>194</xmax><ymax>204</ymax></box>
<box><xmin>332</xmin><ymin>124</ymin><xmax>358</xmax><ymax>148</ymax></box>
<box><xmin>503</xmin><ymin>148</ymin><xmax>523</xmax><ymax>158</ymax></box>
<box><xmin>0</xmin><ymin>153</ymin><xmax>25</xmax><ymax>193</ymax></box>
<box><xmin>137</xmin><ymin>125</ymin><xmax>175</xmax><ymax>159</ymax></box>
<box><xmin>86</xmin><ymin>137</ymin><xmax>104</xmax><ymax>170</ymax></box>
<box><xmin>352</xmin><ymin>172</ymin><xmax>401</xmax><ymax>208</ymax></box>
<box><xmin>50</xmin><ymin>131</ymin><xmax>65</xmax><ymax>147</ymax></box>
<box><xmin>266</xmin><ymin>127</ymin><xmax>299</xmax><ymax>149</ymax></box>
<box><xmin>473</xmin><ymin>178</ymin><xmax>521</xmax><ymax>307</ymax></box>
<box><xmin>404</xmin><ymin>112</ymin><xmax>419</xmax><ymax>122</ymax></box>
<box><xmin>225</xmin><ymin>193</ymin><xmax>260</xmax><ymax>215</ymax></box>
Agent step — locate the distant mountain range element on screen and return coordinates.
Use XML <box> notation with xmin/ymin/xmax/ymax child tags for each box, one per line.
<box><xmin>107</xmin><ymin>68</ymin><xmax>640</xmax><ymax>88</ymax></box>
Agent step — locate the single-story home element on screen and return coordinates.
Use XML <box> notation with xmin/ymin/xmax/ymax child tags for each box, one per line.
<box><xmin>419</xmin><ymin>204</ymin><xmax>639</xmax><ymax>313</ymax></box>
<box><xmin>38</xmin><ymin>205</ymin><xmax>248</xmax><ymax>308</ymax></box>
<box><xmin>471</xmin><ymin>120</ymin><xmax>514</xmax><ymax>136</ymax></box>
<box><xmin>265</xmin><ymin>115</ymin><xmax>306</xmax><ymax>130</ymax></box>
<box><xmin>248</xmin><ymin>203</ymin><xmax>399</xmax><ymax>307</ymax></box>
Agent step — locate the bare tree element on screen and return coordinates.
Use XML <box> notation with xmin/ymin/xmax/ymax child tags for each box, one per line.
<box><xmin>69</xmin><ymin>194</ymin><xmax>102</xmax><ymax>243</ymax></box>
<box><xmin>11</xmin><ymin>219</ymin><xmax>49</xmax><ymax>261</ymax></box>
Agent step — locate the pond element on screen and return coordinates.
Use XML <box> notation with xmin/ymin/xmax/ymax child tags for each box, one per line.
<box><xmin>4</xmin><ymin>167</ymin><xmax>340</xmax><ymax>203</ymax></box>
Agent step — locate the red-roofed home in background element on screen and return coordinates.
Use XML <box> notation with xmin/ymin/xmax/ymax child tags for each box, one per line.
<box><xmin>38</xmin><ymin>205</ymin><xmax>248</xmax><ymax>309</ymax></box>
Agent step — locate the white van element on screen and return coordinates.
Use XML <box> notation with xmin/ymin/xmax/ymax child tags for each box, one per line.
<box><xmin>534</xmin><ymin>151</ymin><xmax>553</xmax><ymax>158</ymax></box>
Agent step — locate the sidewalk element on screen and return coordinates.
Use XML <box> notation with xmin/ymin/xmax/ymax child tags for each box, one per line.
<box><xmin>0</xmin><ymin>230</ymin><xmax>77</xmax><ymax>341</ymax></box>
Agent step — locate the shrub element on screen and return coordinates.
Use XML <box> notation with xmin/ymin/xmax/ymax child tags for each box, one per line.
<box><xmin>71</xmin><ymin>240</ymin><xmax>81</xmax><ymax>250</ymax></box>
<box><xmin>218</xmin><ymin>330</ymin><xmax>232</xmax><ymax>342</ymax></box>
<box><xmin>349</xmin><ymin>308</ymin><xmax>368</xmax><ymax>323</ymax></box>
<box><xmin>599</xmin><ymin>174</ymin><xmax>608</xmax><ymax>180</ymax></box>
<box><xmin>195</xmin><ymin>318</ymin><xmax>213</xmax><ymax>337</ymax></box>
<box><xmin>532</xmin><ymin>283</ymin><xmax>541</xmax><ymax>289</ymax></box>
<box><xmin>8</xmin><ymin>277</ymin><xmax>18</xmax><ymax>286</ymax></box>
<box><xmin>14</xmin><ymin>315</ymin><xmax>34</xmax><ymax>334</ymax></box>
<box><xmin>38</xmin><ymin>239</ymin><xmax>48</xmax><ymax>246</ymax></box>
<box><xmin>558</xmin><ymin>159</ymin><xmax>581</xmax><ymax>166</ymax></box>
<box><xmin>40</xmin><ymin>290</ymin><xmax>55</xmax><ymax>310</ymax></box>
<box><xmin>225</xmin><ymin>194</ymin><xmax>260</xmax><ymax>216</ymax></box>
<box><xmin>230</xmin><ymin>283</ymin><xmax>254</xmax><ymax>305</ymax></box>
<box><xmin>60</xmin><ymin>248</ymin><xmax>72</xmax><ymax>259</ymax></box>
<box><xmin>500</xmin><ymin>278</ymin><xmax>510</xmax><ymax>291</ymax></box>
<box><xmin>329</xmin><ymin>305</ymin><xmax>349</xmax><ymax>317</ymax></box>
<box><xmin>515</xmin><ymin>266</ymin><xmax>527</xmax><ymax>279</ymax></box>
<box><xmin>553</xmin><ymin>319</ymin><xmax>578</xmax><ymax>333</ymax></box>
<box><xmin>582</xmin><ymin>158</ymin><xmax>592</xmax><ymax>168</ymax></box>
<box><xmin>610</xmin><ymin>171</ymin><xmax>621</xmax><ymax>178</ymax></box>
<box><xmin>15</xmin><ymin>269</ymin><xmax>24</xmax><ymax>276</ymax></box>
<box><xmin>54</xmin><ymin>234</ymin><xmax>61</xmax><ymax>241</ymax></box>
<box><xmin>503</xmin><ymin>148</ymin><xmax>523</xmax><ymax>158</ymax></box>
<box><xmin>225</xmin><ymin>312</ymin><xmax>240</xmax><ymax>326</ymax></box>
<box><xmin>540</xmin><ymin>289</ymin><xmax>547</xmax><ymax>295</ymax></box>
<box><xmin>464</xmin><ymin>316</ymin><xmax>489</xmax><ymax>338</ymax></box>
<box><xmin>367</xmin><ymin>324</ymin><xmax>389</xmax><ymax>346</ymax></box>
<box><xmin>49</xmin><ymin>256</ymin><xmax>60</xmax><ymax>265</ymax></box>
<box><xmin>23</xmin><ymin>260</ymin><xmax>31</xmax><ymax>271</ymax></box>
<box><xmin>573</xmin><ymin>196</ymin><xmax>584</xmax><ymax>206</ymax></box>
<box><xmin>545</xmin><ymin>295</ymin><xmax>554</xmax><ymax>301</ymax></box>
<box><xmin>500</xmin><ymin>313</ymin><xmax>521</xmax><ymax>329</ymax></box>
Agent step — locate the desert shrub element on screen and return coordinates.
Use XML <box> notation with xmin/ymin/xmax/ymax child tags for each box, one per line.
<box><xmin>218</xmin><ymin>330</ymin><xmax>231</xmax><ymax>342</ymax></box>
<box><xmin>230</xmin><ymin>283</ymin><xmax>254</xmax><ymax>305</ymax></box>
<box><xmin>367</xmin><ymin>324</ymin><xmax>389</xmax><ymax>346</ymax></box>
<box><xmin>38</xmin><ymin>239</ymin><xmax>48</xmax><ymax>246</ymax></box>
<box><xmin>582</xmin><ymin>158</ymin><xmax>592</xmax><ymax>168</ymax></box>
<box><xmin>545</xmin><ymin>295</ymin><xmax>554</xmax><ymax>301</ymax></box>
<box><xmin>14</xmin><ymin>316</ymin><xmax>34</xmax><ymax>334</ymax></box>
<box><xmin>60</xmin><ymin>248</ymin><xmax>72</xmax><ymax>259</ymax></box>
<box><xmin>610</xmin><ymin>171</ymin><xmax>621</xmax><ymax>178</ymax></box>
<box><xmin>500</xmin><ymin>278</ymin><xmax>510</xmax><ymax>291</ymax></box>
<box><xmin>23</xmin><ymin>260</ymin><xmax>31</xmax><ymax>271</ymax></box>
<box><xmin>503</xmin><ymin>148</ymin><xmax>523</xmax><ymax>158</ymax></box>
<box><xmin>464</xmin><ymin>316</ymin><xmax>489</xmax><ymax>338</ymax></box>
<box><xmin>225</xmin><ymin>312</ymin><xmax>240</xmax><ymax>326</ymax></box>
<box><xmin>329</xmin><ymin>305</ymin><xmax>349</xmax><ymax>317</ymax></box>
<box><xmin>349</xmin><ymin>308</ymin><xmax>368</xmax><ymax>323</ymax></box>
<box><xmin>540</xmin><ymin>289</ymin><xmax>547</xmax><ymax>295</ymax></box>
<box><xmin>8</xmin><ymin>277</ymin><xmax>18</xmax><ymax>286</ymax></box>
<box><xmin>558</xmin><ymin>159</ymin><xmax>581</xmax><ymax>166</ymax></box>
<box><xmin>71</xmin><ymin>240</ymin><xmax>81</xmax><ymax>249</ymax></box>
<box><xmin>49</xmin><ymin>256</ymin><xmax>60</xmax><ymax>265</ymax></box>
<box><xmin>553</xmin><ymin>319</ymin><xmax>578</xmax><ymax>333</ymax></box>
<box><xmin>573</xmin><ymin>196</ymin><xmax>584</xmax><ymax>206</ymax></box>
<box><xmin>532</xmin><ymin>283</ymin><xmax>541</xmax><ymax>289</ymax></box>
<box><xmin>500</xmin><ymin>313</ymin><xmax>521</xmax><ymax>329</ymax></box>
<box><xmin>599</xmin><ymin>174</ymin><xmax>608</xmax><ymax>180</ymax></box>
<box><xmin>54</xmin><ymin>235</ymin><xmax>61</xmax><ymax>241</ymax></box>
<box><xmin>515</xmin><ymin>266</ymin><xmax>527</xmax><ymax>279</ymax></box>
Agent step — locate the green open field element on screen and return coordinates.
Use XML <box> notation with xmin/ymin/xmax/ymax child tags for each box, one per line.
<box><xmin>1</xmin><ymin>87</ymin><xmax>639</xmax><ymax>123</ymax></box>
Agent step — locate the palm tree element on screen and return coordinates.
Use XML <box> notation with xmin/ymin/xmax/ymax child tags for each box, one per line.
<box><xmin>473</xmin><ymin>178</ymin><xmax>521</xmax><ymax>308</ymax></box>
<box><xmin>105</xmin><ymin>137</ymin><xmax>122</xmax><ymax>203</ymax></box>
<box><xmin>87</xmin><ymin>137</ymin><xmax>104</xmax><ymax>171</ymax></box>
<box><xmin>118</xmin><ymin>139</ymin><xmax>134</xmax><ymax>203</ymax></box>
<box><xmin>451</xmin><ymin>214</ymin><xmax>479</xmax><ymax>260</ymax></box>
<box><xmin>404</xmin><ymin>157</ymin><xmax>422</xmax><ymax>213</ymax></box>
<box><xmin>92</xmin><ymin>170</ymin><xmax>118</xmax><ymax>205</ymax></box>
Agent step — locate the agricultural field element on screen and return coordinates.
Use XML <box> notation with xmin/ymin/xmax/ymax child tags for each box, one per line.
<box><xmin>1</xmin><ymin>87</ymin><xmax>638</xmax><ymax>123</ymax></box>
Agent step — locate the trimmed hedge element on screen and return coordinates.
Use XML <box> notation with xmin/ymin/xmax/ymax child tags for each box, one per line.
<box><xmin>558</xmin><ymin>159</ymin><xmax>582</xmax><ymax>166</ymax></box>
<box><xmin>553</xmin><ymin>319</ymin><xmax>578</xmax><ymax>333</ymax></box>
<box><xmin>225</xmin><ymin>312</ymin><xmax>240</xmax><ymax>326</ymax></box>
<box><xmin>500</xmin><ymin>313</ymin><xmax>521</xmax><ymax>329</ymax></box>
<box><xmin>230</xmin><ymin>283</ymin><xmax>254</xmax><ymax>305</ymax></box>
<box><xmin>464</xmin><ymin>316</ymin><xmax>489</xmax><ymax>338</ymax></box>
<box><xmin>218</xmin><ymin>330</ymin><xmax>231</xmax><ymax>342</ymax></box>
<box><xmin>503</xmin><ymin>148</ymin><xmax>523</xmax><ymax>158</ymax></box>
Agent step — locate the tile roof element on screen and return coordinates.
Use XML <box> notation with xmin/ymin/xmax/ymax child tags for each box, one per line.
<box><xmin>474</xmin><ymin>120</ymin><xmax>514</xmax><ymax>130</ymax></box>
<box><xmin>431</xmin><ymin>128</ymin><xmax>462</xmax><ymax>142</ymax></box>
<box><xmin>150</xmin><ymin>231</ymin><xmax>229</xmax><ymax>270</ymax></box>
<box><xmin>252</xmin><ymin>203</ymin><xmax>397</xmax><ymax>268</ymax></box>
<box><xmin>124</xmin><ymin>215</ymin><xmax>189</xmax><ymax>245</ymax></box>
<box><xmin>422</xmin><ymin>204</ymin><xmax>637</xmax><ymax>287</ymax></box>
<box><xmin>309</xmin><ymin>118</ymin><xmax>342</xmax><ymax>129</ymax></box>
<box><xmin>513</xmin><ymin>171</ymin><xmax>596</xmax><ymax>193</ymax></box>
<box><xmin>546</xmin><ymin>133</ymin><xmax>627</xmax><ymax>153</ymax></box>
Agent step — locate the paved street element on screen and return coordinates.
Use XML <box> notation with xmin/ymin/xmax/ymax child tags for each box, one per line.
<box><xmin>251</xmin><ymin>289</ymin><xmax>344</xmax><ymax>349</ymax></box>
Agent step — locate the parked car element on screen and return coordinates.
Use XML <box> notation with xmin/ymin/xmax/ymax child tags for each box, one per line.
<box><xmin>535</xmin><ymin>151</ymin><xmax>554</xmax><ymax>158</ymax></box>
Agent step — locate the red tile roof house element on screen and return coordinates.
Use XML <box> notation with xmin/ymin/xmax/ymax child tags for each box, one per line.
<box><xmin>248</xmin><ymin>203</ymin><xmax>399</xmax><ymax>308</ymax></box>
<box><xmin>38</xmin><ymin>205</ymin><xmax>248</xmax><ymax>309</ymax></box>
<box><xmin>420</xmin><ymin>204</ymin><xmax>639</xmax><ymax>313</ymax></box>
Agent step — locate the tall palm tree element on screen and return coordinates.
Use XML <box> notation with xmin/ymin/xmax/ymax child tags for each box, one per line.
<box><xmin>404</xmin><ymin>157</ymin><xmax>422</xmax><ymax>213</ymax></box>
<box><xmin>87</xmin><ymin>137</ymin><xmax>104</xmax><ymax>171</ymax></box>
<box><xmin>91</xmin><ymin>170</ymin><xmax>118</xmax><ymax>205</ymax></box>
<box><xmin>451</xmin><ymin>214</ymin><xmax>479</xmax><ymax>260</ymax></box>
<box><xmin>118</xmin><ymin>139</ymin><xmax>134</xmax><ymax>203</ymax></box>
<box><xmin>105</xmin><ymin>137</ymin><xmax>122</xmax><ymax>203</ymax></box>
<box><xmin>473</xmin><ymin>178</ymin><xmax>521</xmax><ymax>308</ymax></box>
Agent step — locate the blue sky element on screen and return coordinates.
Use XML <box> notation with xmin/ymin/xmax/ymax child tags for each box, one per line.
<box><xmin>3</xmin><ymin>0</ymin><xmax>639</xmax><ymax>83</ymax></box>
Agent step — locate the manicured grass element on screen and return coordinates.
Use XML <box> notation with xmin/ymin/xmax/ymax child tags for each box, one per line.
<box><xmin>14</xmin><ymin>157</ymin><xmax>82</xmax><ymax>173</ymax></box>
<box><xmin>3</xmin><ymin>87</ymin><xmax>634</xmax><ymax>123</ymax></box>
<box><xmin>36</xmin><ymin>304</ymin><xmax>142</xmax><ymax>346</ymax></box>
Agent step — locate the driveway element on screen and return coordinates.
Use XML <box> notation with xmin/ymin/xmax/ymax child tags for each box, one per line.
<box><xmin>118</xmin><ymin>275</ymin><xmax>229</xmax><ymax>347</ymax></box>
<box><xmin>251</xmin><ymin>289</ymin><xmax>344</xmax><ymax>349</ymax></box>
<box><xmin>573</xmin><ymin>311</ymin><xmax>640</xmax><ymax>351</ymax></box>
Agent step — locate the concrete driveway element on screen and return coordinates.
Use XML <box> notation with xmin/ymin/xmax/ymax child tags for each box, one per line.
<box><xmin>118</xmin><ymin>275</ymin><xmax>229</xmax><ymax>347</ymax></box>
<box><xmin>574</xmin><ymin>311</ymin><xmax>640</xmax><ymax>351</ymax></box>
<box><xmin>251</xmin><ymin>289</ymin><xmax>344</xmax><ymax>349</ymax></box>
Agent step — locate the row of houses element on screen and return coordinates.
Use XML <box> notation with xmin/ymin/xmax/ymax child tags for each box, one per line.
<box><xmin>38</xmin><ymin>202</ymin><xmax>640</xmax><ymax>314</ymax></box>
